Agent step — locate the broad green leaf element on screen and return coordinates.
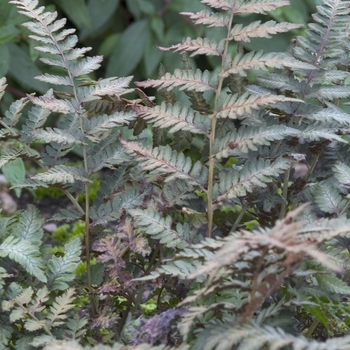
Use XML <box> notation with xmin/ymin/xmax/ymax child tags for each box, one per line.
<box><xmin>138</xmin><ymin>0</ymin><xmax>156</xmax><ymax>15</ymax></box>
<box><xmin>2</xmin><ymin>158</ymin><xmax>25</xmax><ymax>197</ymax></box>
<box><xmin>107</xmin><ymin>19</ymin><xmax>150</xmax><ymax>77</ymax></box>
<box><xmin>283</xmin><ymin>0</ymin><xmax>308</xmax><ymax>24</ymax></box>
<box><xmin>125</xmin><ymin>0</ymin><xmax>142</xmax><ymax>19</ymax></box>
<box><xmin>151</xmin><ymin>16</ymin><xmax>164</xmax><ymax>43</ymax></box>
<box><xmin>144</xmin><ymin>34</ymin><xmax>163</xmax><ymax>77</ymax></box>
<box><xmin>81</xmin><ymin>0</ymin><xmax>120</xmax><ymax>40</ymax></box>
<box><xmin>7</xmin><ymin>43</ymin><xmax>48</xmax><ymax>94</ymax></box>
<box><xmin>58</xmin><ymin>0</ymin><xmax>91</xmax><ymax>30</ymax></box>
<box><xmin>168</xmin><ymin>0</ymin><xmax>206</xmax><ymax>12</ymax></box>
<box><xmin>0</xmin><ymin>24</ymin><xmax>18</xmax><ymax>45</ymax></box>
<box><xmin>98</xmin><ymin>33</ymin><xmax>120</xmax><ymax>57</ymax></box>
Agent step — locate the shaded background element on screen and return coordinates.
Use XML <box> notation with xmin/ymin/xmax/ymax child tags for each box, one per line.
<box><xmin>0</xmin><ymin>0</ymin><xmax>322</xmax><ymax>113</ymax></box>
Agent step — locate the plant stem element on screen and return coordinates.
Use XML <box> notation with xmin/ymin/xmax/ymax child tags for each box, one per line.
<box><xmin>230</xmin><ymin>203</ymin><xmax>248</xmax><ymax>233</ymax></box>
<box><xmin>207</xmin><ymin>11</ymin><xmax>235</xmax><ymax>237</ymax></box>
<box><xmin>80</xmin><ymin>121</ymin><xmax>97</xmax><ymax>316</ymax></box>
<box><xmin>340</xmin><ymin>199</ymin><xmax>350</xmax><ymax>216</ymax></box>
<box><xmin>308</xmin><ymin>154</ymin><xmax>320</xmax><ymax>176</ymax></box>
<box><xmin>304</xmin><ymin>318</ymin><xmax>319</xmax><ymax>338</ymax></box>
<box><xmin>279</xmin><ymin>168</ymin><xmax>291</xmax><ymax>219</ymax></box>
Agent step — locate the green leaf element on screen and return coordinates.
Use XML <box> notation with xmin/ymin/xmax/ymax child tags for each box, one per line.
<box><xmin>98</xmin><ymin>33</ymin><xmax>120</xmax><ymax>57</ymax></box>
<box><xmin>138</xmin><ymin>0</ymin><xmax>156</xmax><ymax>15</ymax></box>
<box><xmin>2</xmin><ymin>158</ymin><xmax>25</xmax><ymax>197</ymax></box>
<box><xmin>144</xmin><ymin>34</ymin><xmax>163</xmax><ymax>77</ymax></box>
<box><xmin>0</xmin><ymin>24</ymin><xmax>18</xmax><ymax>45</ymax></box>
<box><xmin>58</xmin><ymin>0</ymin><xmax>91</xmax><ymax>30</ymax></box>
<box><xmin>107</xmin><ymin>19</ymin><xmax>150</xmax><ymax>77</ymax></box>
<box><xmin>7</xmin><ymin>43</ymin><xmax>48</xmax><ymax>94</ymax></box>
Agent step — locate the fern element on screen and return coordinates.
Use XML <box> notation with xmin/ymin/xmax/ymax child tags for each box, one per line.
<box><xmin>120</xmin><ymin>141</ymin><xmax>208</xmax><ymax>187</ymax></box>
<box><xmin>135</xmin><ymin>102</ymin><xmax>210</xmax><ymax>136</ymax></box>
<box><xmin>129</xmin><ymin>208</ymin><xmax>199</xmax><ymax>249</ymax></box>
<box><xmin>136</xmin><ymin>69</ymin><xmax>218</xmax><ymax>92</ymax></box>
<box><xmin>3</xmin><ymin>0</ymin><xmax>350</xmax><ymax>347</ymax></box>
<box><xmin>47</xmin><ymin>238</ymin><xmax>82</xmax><ymax>291</ymax></box>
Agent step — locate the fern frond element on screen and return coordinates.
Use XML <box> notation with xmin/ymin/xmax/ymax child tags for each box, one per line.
<box><xmin>0</xmin><ymin>236</ymin><xmax>46</xmax><ymax>282</ymax></box>
<box><xmin>307</xmin><ymin>85</ymin><xmax>350</xmax><ymax>99</ymax></box>
<box><xmin>47</xmin><ymin>238</ymin><xmax>82</xmax><ymax>291</ymax></box>
<box><xmin>35</xmin><ymin>74</ymin><xmax>72</xmax><ymax>86</ymax></box>
<box><xmin>333</xmin><ymin>162</ymin><xmax>350</xmax><ymax>185</ymax></box>
<box><xmin>215</xmin><ymin>125</ymin><xmax>299</xmax><ymax>158</ymax></box>
<box><xmin>136</xmin><ymin>69</ymin><xmax>217</xmax><ymax>92</ymax></box>
<box><xmin>11</xmin><ymin>178</ymin><xmax>49</xmax><ymax>189</ymax></box>
<box><xmin>84</xmin><ymin>111</ymin><xmax>136</xmax><ymax>141</ymax></box>
<box><xmin>201</xmin><ymin>0</ymin><xmax>290</xmax><ymax>13</ymax></box>
<box><xmin>234</xmin><ymin>0</ymin><xmax>290</xmax><ymax>14</ymax></box>
<box><xmin>137</xmin><ymin>259</ymin><xmax>202</xmax><ymax>281</ymax></box>
<box><xmin>3</xmin><ymin>97</ymin><xmax>30</xmax><ymax>127</ymax></box>
<box><xmin>293</xmin><ymin>0</ymin><xmax>350</xmax><ymax>68</ymax></box>
<box><xmin>9</xmin><ymin>0</ymin><xmax>102</xmax><ymax>94</ymax></box>
<box><xmin>181</xmin><ymin>10</ymin><xmax>230</xmax><ymax>28</ymax></box>
<box><xmin>159</xmin><ymin>37</ymin><xmax>224</xmax><ymax>57</ymax></box>
<box><xmin>69</xmin><ymin>56</ymin><xmax>103</xmax><ymax>78</ymax></box>
<box><xmin>90</xmin><ymin>188</ymin><xmax>146</xmax><ymax>224</ymax></box>
<box><xmin>0</xmin><ymin>148</ymin><xmax>40</xmax><ymax>168</ymax></box>
<box><xmin>194</xmin><ymin>321</ymin><xmax>350</xmax><ymax>350</ymax></box>
<box><xmin>136</xmin><ymin>102</ymin><xmax>210</xmax><ymax>136</ymax></box>
<box><xmin>32</xmin><ymin>127</ymin><xmax>84</xmax><ymax>145</ymax></box>
<box><xmin>21</xmin><ymin>104</ymin><xmax>52</xmax><ymax>141</ymax></box>
<box><xmin>230</xmin><ymin>20</ymin><xmax>302</xmax><ymax>42</ymax></box>
<box><xmin>120</xmin><ymin>141</ymin><xmax>208</xmax><ymax>187</ymax></box>
<box><xmin>315</xmin><ymin>268</ymin><xmax>350</xmax><ymax>295</ymax></box>
<box><xmin>214</xmin><ymin>158</ymin><xmax>290</xmax><ymax>202</ymax></box>
<box><xmin>257</xmin><ymin>72</ymin><xmax>306</xmax><ymax>93</ymax></box>
<box><xmin>47</xmin><ymin>288</ymin><xmax>76</xmax><ymax>328</ymax></box>
<box><xmin>29</xmin><ymin>94</ymin><xmax>73</xmax><ymax>114</ymax></box>
<box><xmin>50</xmin><ymin>208</ymin><xmax>83</xmax><ymax>222</ymax></box>
<box><xmin>78</xmin><ymin>76</ymin><xmax>134</xmax><ymax>102</ymax></box>
<box><xmin>10</xmin><ymin>205</ymin><xmax>44</xmax><ymax>245</ymax></box>
<box><xmin>298</xmin><ymin>126</ymin><xmax>345</xmax><ymax>143</ymax></box>
<box><xmin>31</xmin><ymin>165</ymin><xmax>89</xmax><ymax>185</ymax></box>
<box><xmin>314</xmin><ymin>179</ymin><xmax>346</xmax><ymax>215</ymax></box>
<box><xmin>216</xmin><ymin>91</ymin><xmax>302</xmax><ymax>119</ymax></box>
<box><xmin>129</xmin><ymin>208</ymin><xmax>196</xmax><ymax>248</ymax></box>
<box><xmin>222</xmin><ymin>51</ymin><xmax>315</xmax><ymax>78</ymax></box>
<box><xmin>302</xmin><ymin>102</ymin><xmax>350</xmax><ymax>126</ymax></box>
<box><xmin>87</xmin><ymin>139</ymin><xmax>130</xmax><ymax>173</ymax></box>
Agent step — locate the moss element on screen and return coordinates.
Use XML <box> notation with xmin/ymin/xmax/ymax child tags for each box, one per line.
<box><xmin>52</xmin><ymin>220</ymin><xmax>85</xmax><ymax>244</ymax></box>
<box><xmin>77</xmin><ymin>175</ymin><xmax>100</xmax><ymax>203</ymax></box>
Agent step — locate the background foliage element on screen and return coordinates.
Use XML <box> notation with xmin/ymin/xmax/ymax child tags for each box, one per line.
<box><xmin>0</xmin><ymin>0</ymin><xmax>321</xmax><ymax>111</ymax></box>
